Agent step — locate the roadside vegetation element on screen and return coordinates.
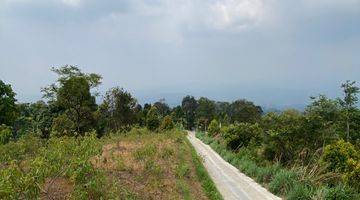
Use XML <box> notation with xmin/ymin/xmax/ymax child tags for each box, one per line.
<box><xmin>1</xmin><ymin>65</ymin><xmax>359</xmax><ymax>199</ymax></box>
<box><xmin>196</xmin><ymin>82</ymin><xmax>360</xmax><ymax>199</ymax></box>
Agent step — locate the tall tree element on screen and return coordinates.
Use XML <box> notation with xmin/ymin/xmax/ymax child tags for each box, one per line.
<box><xmin>181</xmin><ymin>96</ymin><xmax>198</xmax><ymax>130</ymax></box>
<box><xmin>57</xmin><ymin>76</ymin><xmax>97</xmax><ymax>133</ymax></box>
<box><xmin>153</xmin><ymin>99</ymin><xmax>171</xmax><ymax>117</ymax></box>
<box><xmin>146</xmin><ymin>106</ymin><xmax>160</xmax><ymax>131</ymax></box>
<box><xmin>196</xmin><ymin>97</ymin><xmax>215</xmax><ymax>130</ymax></box>
<box><xmin>229</xmin><ymin>99</ymin><xmax>263</xmax><ymax>123</ymax></box>
<box><xmin>0</xmin><ymin>80</ymin><xmax>18</xmax><ymax>126</ymax></box>
<box><xmin>340</xmin><ymin>80</ymin><xmax>359</xmax><ymax>141</ymax></box>
<box><xmin>171</xmin><ymin>105</ymin><xmax>185</xmax><ymax>126</ymax></box>
<box><xmin>42</xmin><ymin>66</ymin><xmax>101</xmax><ymax>135</ymax></box>
<box><xmin>100</xmin><ymin>87</ymin><xmax>138</xmax><ymax>131</ymax></box>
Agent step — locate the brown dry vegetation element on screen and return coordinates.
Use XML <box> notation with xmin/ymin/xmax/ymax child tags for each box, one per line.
<box><xmin>0</xmin><ymin>128</ymin><xmax>217</xmax><ymax>199</ymax></box>
<box><xmin>90</xmin><ymin>130</ymin><xmax>209</xmax><ymax>200</ymax></box>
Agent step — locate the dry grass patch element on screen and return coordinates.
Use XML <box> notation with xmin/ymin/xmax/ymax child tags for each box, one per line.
<box><xmin>40</xmin><ymin>177</ymin><xmax>73</xmax><ymax>200</ymax></box>
<box><xmin>93</xmin><ymin>130</ymin><xmax>209</xmax><ymax>200</ymax></box>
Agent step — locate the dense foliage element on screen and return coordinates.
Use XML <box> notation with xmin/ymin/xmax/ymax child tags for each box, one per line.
<box><xmin>195</xmin><ymin>81</ymin><xmax>360</xmax><ymax>199</ymax></box>
<box><xmin>1</xmin><ymin>65</ymin><xmax>359</xmax><ymax>199</ymax></box>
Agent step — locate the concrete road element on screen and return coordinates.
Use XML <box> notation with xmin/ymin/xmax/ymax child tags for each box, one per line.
<box><xmin>187</xmin><ymin>131</ymin><xmax>281</xmax><ymax>200</ymax></box>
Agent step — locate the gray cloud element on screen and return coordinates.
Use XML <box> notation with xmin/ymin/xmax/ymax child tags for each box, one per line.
<box><xmin>0</xmin><ymin>0</ymin><xmax>359</xmax><ymax>108</ymax></box>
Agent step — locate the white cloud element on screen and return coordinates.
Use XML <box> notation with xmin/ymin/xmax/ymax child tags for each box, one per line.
<box><xmin>124</xmin><ymin>0</ymin><xmax>269</xmax><ymax>32</ymax></box>
<box><xmin>208</xmin><ymin>0</ymin><xmax>265</xmax><ymax>30</ymax></box>
<box><xmin>62</xmin><ymin>0</ymin><xmax>81</xmax><ymax>7</ymax></box>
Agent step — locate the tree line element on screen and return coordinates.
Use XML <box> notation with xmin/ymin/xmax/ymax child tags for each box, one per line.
<box><xmin>0</xmin><ymin>65</ymin><xmax>263</xmax><ymax>142</ymax></box>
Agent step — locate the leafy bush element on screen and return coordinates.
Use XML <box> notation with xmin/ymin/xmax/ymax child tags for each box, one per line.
<box><xmin>0</xmin><ymin>133</ymin><xmax>43</xmax><ymax>163</ymax></box>
<box><xmin>0</xmin><ymin>133</ymin><xmax>117</xmax><ymax>199</ymax></box>
<box><xmin>221</xmin><ymin>123</ymin><xmax>262</xmax><ymax>150</ymax></box>
<box><xmin>344</xmin><ymin>161</ymin><xmax>360</xmax><ymax>191</ymax></box>
<box><xmin>0</xmin><ymin>125</ymin><xmax>12</xmax><ymax>145</ymax></box>
<box><xmin>159</xmin><ymin>115</ymin><xmax>174</xmax><ymax>131</ymax></box>
<box><xmin>321</xmin><ymin>139</ymin><xmax>359</xmax><ymax>172</ymax></box>
<box><xmin>208</xmin><ymin>119</ymin><xmax>220</xmax><ymax>136</ymax></box>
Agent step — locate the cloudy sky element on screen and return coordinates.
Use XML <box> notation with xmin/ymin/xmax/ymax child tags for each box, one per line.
<box><xmin>1</xmin><ymin>0</ymin><xmax>360</xmax><ymax>108</ymax></box>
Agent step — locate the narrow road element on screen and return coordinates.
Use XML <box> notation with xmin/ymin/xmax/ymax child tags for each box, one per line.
<box><xmin>187</xmin><ymin>131</ymin><xmax>281</xmax><ymax>200</ymax></box>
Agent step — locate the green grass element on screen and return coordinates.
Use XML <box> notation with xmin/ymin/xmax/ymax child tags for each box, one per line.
<box><xmin>176</xmin><ymin>145</ymin><xmax>191</xmax><ymax>200</ymax></box>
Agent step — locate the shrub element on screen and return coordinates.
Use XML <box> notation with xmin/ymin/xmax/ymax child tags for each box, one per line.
<box><xmin>208</xmin><ymin>119</ymin><xmax>220</xmax><ymax>136</ymax></box>
<box><xmin>344</xmin><ymin>161</ymin><xmax>360</xmax><ymax>191</ymax></box>
<box><xmin>0</xmin><ymin>125</ymin><xmax>12</xmax><ymax>145</ymax></box>
<box><xmin>321</xmin><ymin>140</ymin><xmax>359</xmax><ymax>172</ymax></box>
<box><xmin>159</xmin><ymin>115</ymin><xmax>174</xmax><ymax>131</ymax></box>
<box><xmin>221</xmin><ymin>123</ymin><xmax>262</xmax><ymax>151</ymax></box>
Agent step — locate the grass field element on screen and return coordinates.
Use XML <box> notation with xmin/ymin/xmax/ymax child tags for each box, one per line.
<box><xmin>0</xmin><ymin>128</ymin><xmax>221</xmax><ymax>200</ymax></box>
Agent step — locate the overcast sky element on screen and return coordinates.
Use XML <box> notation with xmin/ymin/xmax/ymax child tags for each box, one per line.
<box><xmin>1</xmin><ymin>0</ymin><xmax>360</xmax><ymax>108</ymax></box>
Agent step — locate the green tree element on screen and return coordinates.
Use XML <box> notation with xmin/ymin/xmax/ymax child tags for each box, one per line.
<box><xmin>261</xmin><ymin>110</ymin><xmax>305</xmax><ymax>163</ymax></box>
<box><xmin>305</xmin><ymin>95</ymin><xmax>341</xmax><ymax>147</ymax></box>
<box><xmin>42</xmin><ymin>65</ymin><xmax>101</xmax><ymax>101</ymax></box>
<box><xmin>57</xmin><ymin>76</ymin><xmax>97</xmax><ymax>134</ymax></box>
<box><xmin>0</xmin><ymin>80</ymin><xmax>18</xmax><ymax>126</ymax></box>
<box><xmin>14</xmin><ymin>101</ymin><xmax>53</xmax><ymax>138</ymax></box>
<box><xmin>215</xmin><ymin>101</ymin><xmax>231</xmax><ymax>126</ymax></box>
<box><xmin>43</xmin><ymin>66</ymin><xmax>101</xmax><ymax>135</ymax></box>
<box><xmin>196</xmin><ymin>97</ymin><xmax>215</xmax><ymax>131</ymax></box>
<box><xmin>171</xmin><ymin>106</ymin><xmax>185</xmax><ymax>126</ymax></box>
<box><xmin>51</xmin><ymin>114</ymin><xmax>76</xmax><ymax>137</ymax></box>
<box><xmin>229</xmin><ymin>99</ymin><xmax>263</xmax><ymax>123</ymax></box>
<box><xmin>100</xmin><ymin>87</ymin><xmax>137</xmax><ymax>131</ymax></box>
<box><xmin>181</xmin><ymin>96</ymin><xmax>198</xmax><ymax>130</ymax></box>
<box><xmin>153</xmin><ymin>99</ymin><xmax>171</xmax><ymax>118</ymax></box>
<box><xmin>146</xmin><ymin>106</ymin><xmax>160</xmax><ymax>131</ymax></box>
<box><xmin>221</xmin><ymin>123</ymin><xmax>263</xmax><ymax>151</ymax></box>
<box><xmin>339</xmin><ymin>81</ymin><xmax>359</xmax><ymax>141</ymax></box>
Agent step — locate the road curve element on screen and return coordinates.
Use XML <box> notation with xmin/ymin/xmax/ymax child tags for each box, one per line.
<box><xmin>187</xmin><ymin>131</ymin><xmax>281</xmax><ymax>200</ymax></box>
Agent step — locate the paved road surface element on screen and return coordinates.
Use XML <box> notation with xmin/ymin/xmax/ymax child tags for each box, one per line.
<box><xmin>187</xmin><ymin>131</ymin><xmax>281</xmax><ymax>200</ymax></box>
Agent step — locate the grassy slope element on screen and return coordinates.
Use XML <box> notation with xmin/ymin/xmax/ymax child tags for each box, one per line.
<box><xmin>195</xmin><ymin>131</ymin><xmax>360</xmax><ymax>200</ymax></box>
<box><xmin>0</xmin><ymin>129</ymin><xmax>221</xmax><ymax>200</ymax></box>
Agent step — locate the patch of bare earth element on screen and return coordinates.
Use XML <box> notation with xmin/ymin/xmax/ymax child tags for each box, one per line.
<box><xmin>40</xmin><ymin>177</ymin><xmax>73</xmax><ymax>200</ymax></box>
